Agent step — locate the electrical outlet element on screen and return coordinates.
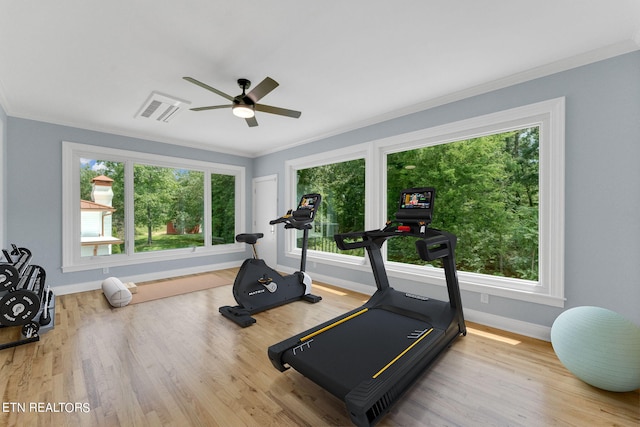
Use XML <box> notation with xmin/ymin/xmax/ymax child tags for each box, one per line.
<box><xmin>480</xmin><ymin>293</ymin><xmax>489</xmax><ymax>304</ymax></box>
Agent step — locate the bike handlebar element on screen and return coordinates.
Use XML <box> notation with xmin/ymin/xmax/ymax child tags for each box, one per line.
<box><xmin>269</xmin><ymin>211</ymin><xmax>313</xmax><ymax>230</ymax></box>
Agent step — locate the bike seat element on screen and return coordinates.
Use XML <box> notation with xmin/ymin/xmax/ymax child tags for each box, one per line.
<box><xmin>235</xmin><ymin>233</ymin><xmax>264</xmax><ymax>245</ymax></box>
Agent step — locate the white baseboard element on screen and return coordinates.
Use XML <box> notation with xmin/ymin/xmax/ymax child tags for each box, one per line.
<box><xmin>53</xmin><ymin>260</ymin><xmax>242</xmax><ymax>296</ymax></box>
<box><xmin>56</xmin><ymin>261</ymin><xmax>551</xmax><ymax>341</ymax></box>
<box><xmin>303</xmin><ymin>267</ymin><xmax>376</xmax><ymax>297</ymax></box>
<box><xmin>463</xmin><ymin>308</ymin><xmax>551</xmax><ymax>342</ymax></box>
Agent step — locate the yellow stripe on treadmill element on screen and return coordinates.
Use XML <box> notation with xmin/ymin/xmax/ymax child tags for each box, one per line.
<box><xmin>300</xmin><ymin>308</ymin><xmax>369</xmax><ymax>342</ymax></box>
<box><xmin>372</xmin><ymin>328</ymin><xmax>434</xmax><ymax>379</ymax></box>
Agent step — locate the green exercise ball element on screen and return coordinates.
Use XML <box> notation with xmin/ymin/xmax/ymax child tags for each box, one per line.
<box><xmin>551</xmin><ymin>306</ymin><xmax>640</xmax><ymax>392</ymax></box>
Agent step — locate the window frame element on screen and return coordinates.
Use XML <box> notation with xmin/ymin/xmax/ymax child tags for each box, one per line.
<box><xmin>286</xmin><ymin>98</ymin><xmax>565</xmax><ymax>307</ymax></box>
<box><xmin>62</xmin><ymin>141</ymin><xmax>245</xmax><ymax>273</ymax></box>
<box><xmin>284</xmin><ymin>143</ymin><xmax>374</xmax><ymax>265</ymax></box>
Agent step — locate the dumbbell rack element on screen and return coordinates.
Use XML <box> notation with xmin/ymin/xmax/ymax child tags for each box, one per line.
<box><xmin>0</xmin><ymin>244</ymin><xmax>55</xmax><ymax>350</ymax></box>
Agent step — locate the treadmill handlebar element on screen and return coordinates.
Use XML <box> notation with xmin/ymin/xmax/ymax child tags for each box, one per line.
<box><xmin>334</xmin><ymin>230</ymin><xmax>373</xmax><ymax>251</ymax></box>
<box><xmin>415</xmin><ymin>231</ymin><xmax>456</xmax><ymax>261</ymax></box>
<box><xmin>334</xmin><ymin>223</ymin><xmax>456</xmax><ymax>261</ymax></box>
<box><xmin>334</xmin><ymin>223</ymin><xmax>425</xmax><ymax>251</ymax></box>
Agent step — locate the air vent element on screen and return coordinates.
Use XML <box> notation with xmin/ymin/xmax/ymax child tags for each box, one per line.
<box><xmin>135</xmin><ymin>92</ymin><xmax>190</xmax><ymax>123</ymax></box>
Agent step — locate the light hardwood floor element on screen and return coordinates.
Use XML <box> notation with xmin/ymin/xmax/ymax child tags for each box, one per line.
<box><xmin>1</xmin><ymin>269</ymin><xmax>638</xmax><ymax>426</ymax></box>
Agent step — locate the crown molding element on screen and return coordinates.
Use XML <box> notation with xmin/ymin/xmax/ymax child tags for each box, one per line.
<box><xmin>254</xmin><ymin>40</ymin><xmax>640</xmax><ymax>158</ymax></box>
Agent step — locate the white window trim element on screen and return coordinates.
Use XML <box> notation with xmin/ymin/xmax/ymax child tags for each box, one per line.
<box><xmin>286</xmin><ymin>97</ymin><xmax>565</xmax><ymax>307</ymax></box>
<box><xmin>284</xmin><ymin>142</ymin><xmax>374</xmax><ymax>264</ymax></box>
<box><xmin>62</xmin><ymin>141</ymin><xmax>245</xmax><ymax>273</ymax></box>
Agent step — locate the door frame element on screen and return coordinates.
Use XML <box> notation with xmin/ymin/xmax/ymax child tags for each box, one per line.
<box><xmin>252</xmin><ymin>174</ymin><xmax>278</xmax><ymax>267</ymax></box>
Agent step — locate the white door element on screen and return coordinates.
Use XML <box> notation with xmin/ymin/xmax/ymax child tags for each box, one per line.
<box><xmin>252</xmin><ymin>175</ymin><xmax>278</xmax><ymax>267</ymax></box>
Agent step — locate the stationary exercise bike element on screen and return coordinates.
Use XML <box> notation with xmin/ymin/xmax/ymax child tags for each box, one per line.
<box><xmin>219</xmin><ymin>193</ymin><xmax>323</xmax><ymax>327</ymax></box>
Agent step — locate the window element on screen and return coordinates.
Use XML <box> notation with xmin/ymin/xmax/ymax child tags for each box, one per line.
<box><xmin>286</xmin><ymin>144</ymin><xmax>371</xmax><ymax>262</ymax></box>
<box><xmin>63</xmin><ymin>142</ymin><xmax>245</xmax><ymax>272</ymax></box>
<box><xmin>297</xmin><ymin>158</ymin><xmax>366</xmax><ymax>257</ymax></box>
<box><xmin>80</xmin><ymin>159</ymin><xmax>125</xmax><ymax>257</ymax></box>
<box><xmin>381</xmin><ymin>98</ymin><xmax>564</xmax><ymax>306</ymax></box>
<box><xmin>211</xmin><ymin>173</ymin><xmax>236</xmax><ymax>245</ymax></box>
<box><xmin>386</xmin><ymin>127</ymin><xmax>540</xmax><ymax>281</ymax></box>
<box><xmin>133</xmin><ymin>165</ymin><xmax>204</xmax><ymax>253</ymax></box>
<box><xmin>287</xmin><ymin>98</ymin><xmax>564</xmax><ymax>307</ymax></box>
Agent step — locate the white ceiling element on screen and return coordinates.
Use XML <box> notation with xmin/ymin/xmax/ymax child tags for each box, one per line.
<box><xmin>1</xmin><ymin>1</ymin><xmax>639</xmax><ymax>157</ymax></box>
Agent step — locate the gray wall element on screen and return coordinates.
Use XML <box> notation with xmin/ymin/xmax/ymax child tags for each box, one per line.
<box><xmin>254</xmin><ymin>51</ymin><xmax>640</xmax><ymax>328</ymax></box>
<box><xmin>5</xmin><ymin>118</ymin><xmax>254</xmax><ymax>290</ymax></box>
<box><xmin>2</xmin><ymin>52</ymin><xmax>638</xmax><ymax>332</ymax></box>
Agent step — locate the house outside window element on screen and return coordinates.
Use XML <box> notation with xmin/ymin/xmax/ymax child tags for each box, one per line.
<box><xmin>80</xmin><ymin>177</ymin><xmax>123</xmax><ymax>257</ymax></box>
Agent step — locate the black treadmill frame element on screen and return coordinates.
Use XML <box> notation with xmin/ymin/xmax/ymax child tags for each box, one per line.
<box><xmin>268</xmin><ymin>224</ymin><xmax>466</xmax><ymax>426</ymax></box>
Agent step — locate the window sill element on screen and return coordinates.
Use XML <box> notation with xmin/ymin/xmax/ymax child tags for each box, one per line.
<box><xmin>294</xmin><ymin>250</ymin><xmax>565</xmax><ymax>308</ymax></box>
<box><xmin>62</xmin><ymin>243</ymin><xmax>244</xmax><ymax>273</ymax></box>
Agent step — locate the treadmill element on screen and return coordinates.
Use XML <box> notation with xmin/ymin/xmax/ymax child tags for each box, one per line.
<box><xmin>268</xmin><ymin>187</ymin><xmax>466</xmax><ymax>427</ymax></box>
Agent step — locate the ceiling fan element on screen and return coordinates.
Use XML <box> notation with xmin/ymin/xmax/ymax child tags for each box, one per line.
<box><xmin>183</xmin><ymin>76</ymin><xmax>301</xmax><ymax>127</ymax></box>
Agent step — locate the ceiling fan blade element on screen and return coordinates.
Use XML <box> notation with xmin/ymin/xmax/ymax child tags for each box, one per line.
<box><xmin>255</xmin><ymin>103</ymin><xmax>302</xmax><ymax>118</ymax></box>
<box><xmin>245</xmin><ymin>77</ymin><xmax>279</xmax><ymax>103</ymax></box>
<box><xmin>190</xmin><ymin>105</ymin><xmax>232</xmax><ymax>111</ymax></box>
<box><xmin>183</xmin><ymin>77</ymin><xmax>235</xmax><ymax>102</ymax></box>
<box><xmin>245</xmin><ymin>116</ymin><xmax>259</xmax><ymax>127</ymax></box>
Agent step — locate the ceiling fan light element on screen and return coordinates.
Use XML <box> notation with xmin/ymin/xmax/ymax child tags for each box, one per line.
<box><xmin>232</xmin><ymin>104</ymin><xmax>255</xmax><ymax>118</ymax></box>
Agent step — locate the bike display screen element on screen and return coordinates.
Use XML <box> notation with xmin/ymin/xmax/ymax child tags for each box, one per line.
<box><xmin>298</xmin><ymin>194</ymin><xmax>320</xmax><ymax>211</ymax></box>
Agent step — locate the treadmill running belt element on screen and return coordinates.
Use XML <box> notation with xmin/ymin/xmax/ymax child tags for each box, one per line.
<box><xmin>282</xmin><ymin>308</ymin><xmax>444</xmax><ymax>399</ymax></box>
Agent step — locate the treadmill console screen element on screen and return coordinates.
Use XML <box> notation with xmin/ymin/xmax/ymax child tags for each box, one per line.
<box><xmin>399</xmin><ymin>190</ymin><xmax>433</xmax><ymax>210</ymax></box>
<box><xmin>395</xmin><ymin>187</ymin><xmax>435</xmax><ymax>223</ymax></box>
